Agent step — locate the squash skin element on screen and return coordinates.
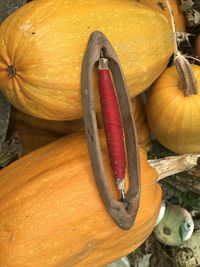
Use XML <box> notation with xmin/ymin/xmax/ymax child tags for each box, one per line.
<box><xmin>146</xmin><ymin>64</ymin><xmax>200</xmax><ymax>154</ymax></box>
<box><xmin>131</xmin><ymin>96</ymin><xmax>151</xmax><ymax>152</ymax></box>
<box><xmin>0</xmin><ymin>0</ymin><xmax>173</xmax><ymax>120</ymax></box>
<box><xmin>9</xmin><ymin>107</ymin><xmax>85</xmax><ymax>154</ymax></box>
<box><xmin>137</xmin><ymin>0</ymin><xmax>186</xmax><ymax>32</ymax></box>
<box><xmin>10</xmin><ymin>96</ymin><xmax>151</xmax><ymax>154</ymax></box>
<box><xmin>0</xmin><ymin>131</ymin><xmax>161</xmax><ymax>266</ymax></box>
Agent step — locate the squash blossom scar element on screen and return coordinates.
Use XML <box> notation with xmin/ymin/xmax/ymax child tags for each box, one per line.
<box><xmin>8</xmin><ymin>65</ymin><xmax>16</xmax><ymax>78</ymax></box>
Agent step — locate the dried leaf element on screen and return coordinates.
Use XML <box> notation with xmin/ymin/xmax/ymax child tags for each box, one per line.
<box><xmin>180</xmin><ymin>0</ymin><xmax>195</xmax><ymax>12</ymax></box>
<box><xmin>188</xmin><ymin>166</ymin><xmax>200</xmax><ymax>177</ymax></box>
<box><xmin>186</xmin><ymin>9</ymin><xmax>200</xmax><ymax>26</ymax></box>
<box><xmin>0</xmin><ymin>92</ymin><xmax>11</xmax><ymax>144</ymax></box>
<box><xmin>0</xmin><ymin>133</ymin><xmax>23</xmax><ymax>167</ymax></box>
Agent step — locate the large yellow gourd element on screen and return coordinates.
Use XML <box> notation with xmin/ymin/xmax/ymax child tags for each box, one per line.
<box><xmin>0</xmin><ymin>0</ymin><xmax>173</xmax><ymax>120</ymax></box>
<box><xmin>137</xmin><ymin>0</ymin><xmax>186</xmax><ymax>32</ymax></box>
<box><xmin>0</xmin><ymin>131</ymin><xmax>162</xmax><ymax>266</ymax></box>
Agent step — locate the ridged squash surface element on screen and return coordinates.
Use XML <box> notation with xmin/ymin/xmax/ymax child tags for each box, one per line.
<box><xmin>0</xmin><ymin>131</ymin><xmax>162</xmax><ymax>266</ymax></box>
<box><xmin>0</xmin><ymin>0</ymin><xmax>173</xmax><ymax>120</ymax></box>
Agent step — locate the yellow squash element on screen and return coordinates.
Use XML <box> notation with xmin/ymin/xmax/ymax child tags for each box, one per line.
<box><xmin>131</xmin><ymin>96</ymin><xmax>151</xmax><ymax>152</ymax></box>
<box><xmin>9</xmin><ymin>108</ymin><xmax>85</xmax><ymax>154</ymax></box>
<box><xmin>10</xmin><ymin>96</ymin><xmax>151</xmax><ymax>154</ymax></box>
<box><xmin>0</xmin><ymin>0</ymin><xmax>173</xmax><ymax>120</ymax></box>
<box><xmin>137</xmin><ymin>0</ymin><xmax>186</xmax><ymax>32</ymax></box>
<box><xmin>0</xmin><ymin>131</ymin><xmax>161</xmax><ymax>266</ymax></box>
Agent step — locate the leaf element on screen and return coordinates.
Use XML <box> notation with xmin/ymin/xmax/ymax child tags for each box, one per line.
<box><xmin>0</xmin><ymin>133</ymin><xmax>23</xmax><ymax>167</ymax></box>
<box><xmin>180</xmin><ymin>0</ymin><xmax>195</xmax><ymax>12</ymax></box>
<box><xmin>186</xmin><ymin>9</ymin><xmax>200</xmax><ymax>26</ymax></box>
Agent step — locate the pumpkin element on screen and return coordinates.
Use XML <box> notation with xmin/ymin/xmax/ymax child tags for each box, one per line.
<box><xmin>146</xmin><ymin>64</ymin><xmax>200</xmax><ymax>154</ymax></box>
<box><xmin>136</xmin><ymin>0</ymin><xmax>186</xmax><ymax>32</ymax></box>
<box><xmin>0</xmin><ymin>0</ymin><xmax>173</xmax><ymax>120</ymax></box>
<box><xmin>0</xmin><ymin>130</ymin><xmax>162</xmax><ymax>266</ymax></box>
<box><xmin>10</xmin><ymin>96</ymin><xmax>150</xmax><ymax>154</ymax></box>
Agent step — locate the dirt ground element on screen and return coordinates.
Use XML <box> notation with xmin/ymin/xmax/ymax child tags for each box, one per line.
<box><xmin>0</xmin><ymin>0</ymin><xmax>27</xmax><ymax>21</ymax></box>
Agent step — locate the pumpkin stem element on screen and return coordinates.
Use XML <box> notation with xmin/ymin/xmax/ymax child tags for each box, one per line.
<box><xmin>175</xmin><ymin>53</ymin><xmax>198</xmax><ymax>96</ymax></box>
<box><xmin>165</xmin><ymin>0</ymin><xmax>198</xmax><ymax>96</ymax></box>
<box><xmin>149</xmin><ymin>154</ymin><xmax>200</xmax><ymax>181</ymax></box>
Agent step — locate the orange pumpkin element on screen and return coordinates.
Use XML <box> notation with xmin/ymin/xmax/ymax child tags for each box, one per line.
<box><xmin>146</xmin><ymin>64</ymin><xmax>200</xmax><ymax>154</ymax></box>
<box><xmin>0</xmin><ymin>130</ymin><xmax>161</xmax><ymax>266</ymax></box>
<box><xmin>137</xmin><ymin>0</ymin><xmax>186</xmax><ymax>32</ymax></box>
<box><xmin>0</xmin><ymin>0</ymin><xmax>173</xmax><ymax>120</ymax></box>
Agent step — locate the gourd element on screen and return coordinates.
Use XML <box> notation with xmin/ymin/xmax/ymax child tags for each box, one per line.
<box><xmin>137</xmin><ymin>0</ymin><xmax>186</xmax><ymax>32</ymax></box>
<box><xmin>0</xmin><ymin>0</ymin><xmax>173</xmax><ymax>120</ymax></box>
<box><xmin>97</xmin><ymin>96</ymin><xmax>151</xmax><ymax>153</ymax></box>
<box><xmin>10</xmin><ymin>96</ymin><xmax>150</xmax><ymax>154</ymax></box>
<box><xmin>9</xmin><ymin>108</ymin><xmax>85</xmax><ymax>154</ymax></box>
<box><xmin>154</xmin><ymin>205</ymin><xmax>194</xmax><ymax>246</ymax></box>
<box><xmin>146</xmin><ymin>64</ymin><xmax>200</xmax><ymax>154</ymax></box>
<box><xmin>131</xmin><ymin>96</ymin><xmax>151</xmax><ymax>152</ymax></box>
<box><xmin>0</xmin><ymin>130</ymin><xmax>162</xmax><ymax>266</ymax></box>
